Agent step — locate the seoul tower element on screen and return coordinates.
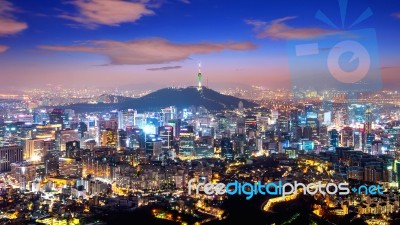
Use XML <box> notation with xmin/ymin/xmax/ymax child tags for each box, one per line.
<box><xmin>197</xmin><ymin>62</ymin><xmax>203</xmax><ymax>90</ymax></box>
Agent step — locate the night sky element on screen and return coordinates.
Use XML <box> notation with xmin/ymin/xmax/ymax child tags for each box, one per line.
<box><xmin>0</xmin><ymin>0</ymin><xmax>399</xmax><ymax>90</ymax></box>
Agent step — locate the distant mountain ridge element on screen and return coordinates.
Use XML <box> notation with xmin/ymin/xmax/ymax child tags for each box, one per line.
<box><xmin>59</xmin><ymin>86</ymin><xmax>258</xmax><ymax>112</ymax></box>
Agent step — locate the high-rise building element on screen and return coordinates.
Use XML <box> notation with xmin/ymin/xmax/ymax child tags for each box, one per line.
<box><xmin>33</xmin><ymin>109</ymin><xmax>49</xmax><ymax>125</ymax></box>
<box><xmin>395</xmin><ymin>160</ymin><xmax>400</xmax><ymax>189</ymax></box>
<box><xmin>10</xmin><ymin>162</ymin><xmax>45</xmax><ymax>190</ymax></box>
<box><xmin>353</xmin><ymin>130</ymin><xmax>362</xmax><ymax>150</ymax></box>
<box><xmin>329</xmin><ymin>129</ymin><xmax>339</xmax><ymax>147</ymax></box>
<box><xmin>294</xmin><ymin>126</ymin><xmax>303</xmax><ymax>141</ymax></box>
<box><xmin>66</xmin><ymin>141</ymin><xmax>80</xmax><ymax>158</ymax></box>
<box><xmin>323</xmin><ymin>111</ymin><xmax>332</xmax><ymax>125</ymax></box>
<box><xmin>340</xmin><ymin>127</ymin><xmax>354</xmax><ymax>147</ymax></box>
<box><xmin>99</xmin><ymin>118</ymin><xmax>118</xmax><ymax>131</ymax></box>
<box><xmin>49</xmin><ymin>109</ymin><xmax>64</xmax><ymax>126</ymax></box>
<box><xmin>161</xmin><ymin>107</ymin><xmax>177</xmax><ymax>125</ymax></box>
<box><xmin>63</xmin><ymin>109</ymin><xmax>74</xmax><ymax>128</ymax></box>
<box><xmin>43</xmin><ymin>140</ymin><xmax>56</xmax><ymax>154</ymax></box>
<box><xmin>86</xmin><ymin>115</ymin><xmax>98</xmax><ymax>129</ymax></box>
<box><xmin>44</xmin><ymin>150</ymin><xmax>61</xmax><ymax>176</ymax></box>
<box><xmin>372</xmin><ymin>140</ymin><xmax>383</xmax><ymax>155</ymax></box>
<box><xmin>364</xmin><ymin>107</ymin><xmax>373</xmax><ymax>134</ymax></box>
<box><xmin>118</xmin><ymin>109</ymin><xmax>136</xmax><ymax>130</ymax></box>
<box><xmin>101</xmin><ymin>128</ymin><xmax>118</xmax><ymax>148</ymax></box>
<box><xmin>159</xmin><ymin>125</ymin><xmax>174</xmax><ymax>149</ymax></box>
<box><xmin>270</xmin><ymin>110</ymin><xmax>279</xmax><ymax>124</ymax></box>
<box><xmin>118</xmin><ymin>129</ymin><xmax>128</xmax><ymax>149</ymax></box>
<box><xmin>303</xmin><ymin>126</ymin><xmax>312</xmax><ymax>140</ymax></box>
<box><xmin>77</xmin><ymin>122</ymin><xmax>88</xmax><ymax>138</ymax></box>
<box><xmin>245</xmin><ymin>116</ymin><xmax>257</xmax><ymax>133</ymax></box>
<box><xmin>25</xmin><ymin>139</ymin><xmax>45</xmax><ymax>161</ymax></box>
<box><xmin>60</xmin><ymin>129</ymin><xmax>79</xmax><ymax>151</ymax></box>
<box><xmin>58</xmin><ymin>157</ymin><xmax>82</xmax><ymax>178</ymax></box>
<box><xmin>365</xmin><ymin>133</ymin><xmax>375</xmax><ymax>153</ymax></box>
<box><xmin>236</xmin><ymin>117</ymin><xmax>245</xmax><ymax>135</ymax></box>
<box><xmin>0</xmin><ymin>146</ymin><xmax>23</xmax><ymax>172</ymax></box>
<box><xmin>232</xmin><ymin>133</ymin><xmax>246</xmax><ymax>155</ymax></box>
<box><xmin>179</xmin><ymin>126</ymin><xmax>195</xmax><ymax>156</ymax></box>
<box><xmin>306</xmin><ymin>118</ymin><xmax>319</xmax><ymax>140</ymax></box>
<box><xmin>134</xmin><ymin>113</ymin><xmax>146</xmax><ymax>129</ymax></box>
<box><xmin>277</xmin><ymin>114</ymin><xmax>289</xmax><ymax>133</ymax></box>
<box><xmin>305</xmin><ymin>104</ymin><xmax>318</xmax><ymax>119</ymax></box>
<box><xmin>221</xmin><ymin>138</ymin><xmax>233</xmax><ymax>160</ymax></box>
<box><xmin>145</xmin><ymin>134</ymin><xmax>162</xmax><ymax>158</ymax></box>
<box><xmin>129</xmin><ymin>128</ymin><xmax>145</xmax><ymax>150</ymax></box>
<box><xmin>319</xmin><ymin>125</ymin><xmax>328</xmax><ymax>146</ymax></box>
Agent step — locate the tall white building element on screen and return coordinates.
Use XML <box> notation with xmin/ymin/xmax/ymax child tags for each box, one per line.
<box><xmin>118</xmin><ymin>109</ymin><xmax>137</xmax><ymax>130</ymax></box>
<box><xmin>161</xmin><ymin>106</ymin><xmax>177</xmax><ymax>125</ymax></box>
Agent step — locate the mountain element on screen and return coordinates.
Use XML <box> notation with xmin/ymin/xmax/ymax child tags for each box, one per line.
<box><xmin>96</xmin><ymin>94</ymin><xmax>132</xmax><ymax>103</ymax></box>
<box><xmin>60</xmin><ymin>86</ymin><xmax>258</xmax><ymax>112</ymax></box>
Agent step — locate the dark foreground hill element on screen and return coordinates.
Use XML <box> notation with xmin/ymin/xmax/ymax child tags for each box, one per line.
<box><xmin>59</xmin><ymin>86</ymin><xmax>258</xmax><ymax>113</ymax></box>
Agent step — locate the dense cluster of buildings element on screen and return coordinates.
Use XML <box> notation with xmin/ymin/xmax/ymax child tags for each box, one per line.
<box><xmin>1</xmin><ymin>85</ymin><xmax>400</xmax><ymax>224</ymax></box>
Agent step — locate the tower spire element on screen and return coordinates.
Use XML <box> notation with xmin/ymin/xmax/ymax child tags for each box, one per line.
<box><xmin>197</xmin><ymin>62</ymin><xmax>202</xmax><ymax>90</ymax></box>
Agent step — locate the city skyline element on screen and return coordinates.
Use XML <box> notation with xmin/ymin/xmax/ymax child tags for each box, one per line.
<box><xmin>0</xmin><ymin>0</ymin><xmax>400</xmax><ymax>91</ymax></box>
<box><xmin>2</xmin><ymin>1</ymin><xmax>400</xmax><ymax>224</ymax></box>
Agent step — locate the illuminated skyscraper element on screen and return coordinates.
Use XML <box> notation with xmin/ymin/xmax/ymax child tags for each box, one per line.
<box><xmin>129</xmin><ymin>128</ymin><xmax>145</xmax><ymax>150</ymax></box>
<box><xmin>372</xmin><ymin>140</ymin><xmax>383</xmax><ymax>155</ymax></box>
<box><xmin>277</xmin><ymin>114</ymin><xmax>289</xmax><ymax>132</ymax></box>
<box><xmin>179</xmin><ymin>126</ymin><xmax>195</xmax><ymax>156</ymax></box>
<box><xmin>303</xmin><ymin>126</ymin><xmax>312</xmax><ymax>140</ymax></box>
<box><xmin>353</xmin><ymin>130</ymin><xmax>362</xmax><ymax>150</ymax></box>
<box><xmin>329</xmin><ymin>129</ymin><xmax>339</xmax><ymax>147</ymax></box>
<box><xmin>221</xmin><ymin>138</ymin><xmax>234</xmax><ymax>160</ymax></box>
<box><xmin>25</xmin><ymin>139</ymin><xmax>44</xmax><ymax>161</ymax></box>
<box><xmin>101</xmin><ymin>128</ymin><xmax>118</xmax><ymax>148</ymax></box>
<box><xmin>161</xmin><ymin>107</ymin><xmax>177</xmax><ymax>125</ymax></box>
<box><xmin>118</xmin><ymin>129</ymin><xmax>128</xmax><ymax>149</ymax></box>
<box><xmin>245</xmin><ymin>116</ymin><xmax>257</xmax><ymax>133</ymax></box>
<box><xmin>49</xmin><ymin>109</ymin><xmax>63</xmax><ymax>126</ymax></box>
<box><xmin>118</xmin><ymin>109</ymin><xmax>136</xmax><ymax>130</ymax></box>
<box><xmin>306</xmin><ymin>118</ymin><xmax>319</xmax><ymax>140</ymax></box>
<box><xmin>58</xmin><ymin>157</ymin><xmax>82</xmax><ymax>178</ymax></box>
<box><xmin>319</xmin><ymin>125</ymin><xmax>328</xmax><ymax>146</ymax></box>
<box><xmin>365</xmin><ymin>133</ymin><xmax>375</xmax><ymax>153</ymax></box>
<box><xmin>0</xmin><ymin>146</ymin><xmax>23</xmax><ymax>172</ymax></box>
<box><xmin>340</xmin><ymin>127</ymin><xmax>354</xmax><ymax>147</ymax></box>
<box><xmin>99</xmin><ymin>118</ymin><xmax>118</xmax><ymax>131</ymax></box>
<box><xmin>60</xmin><ymin>129</ymin><xmax>79</xmax><ymax>151</ymax></box>
<box><xmin>145</xmin><ymin>134</ymin><xmax>162</xmax><ymax>158</ymax></box>
<box><xmin>364</xmin><ymin>107</ymin><xmax>373</xmax><ymax>134</ymax></box>
<box><xmin>159</xmin><ymin>125</ymin><xmax>174</xmax><ymax>149</ymax></box>
<box><xmin>304</xmin><ymin>104</ymin><xmax>316</xmax><ymax>119</ymax></box>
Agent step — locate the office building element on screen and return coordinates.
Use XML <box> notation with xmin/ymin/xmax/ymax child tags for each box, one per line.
<box><xmin>0</xmin><ymin>146</ymin><xmax>23</xmax><ymax>172</ymax></box>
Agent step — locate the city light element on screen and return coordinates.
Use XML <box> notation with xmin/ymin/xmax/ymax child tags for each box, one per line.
<box><xmin>0</xmin><ymin>0</ymin><xmax>399</xmax><ymax>224</ymax></box>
